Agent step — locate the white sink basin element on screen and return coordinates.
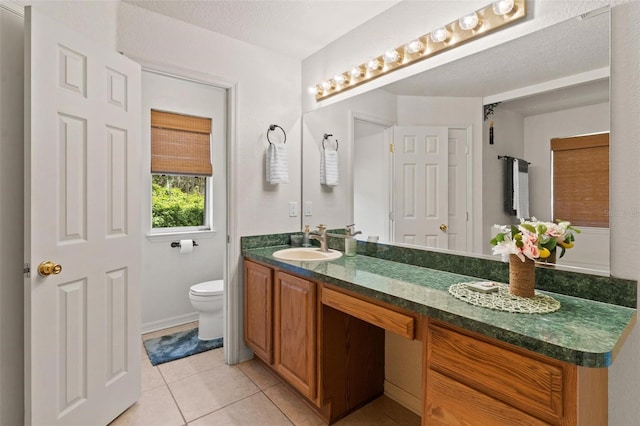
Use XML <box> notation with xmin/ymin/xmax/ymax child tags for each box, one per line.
<box><xmin>272</xmin><ymin>247</ymin><xmax>342</xmax><ymax>262</ymax></box>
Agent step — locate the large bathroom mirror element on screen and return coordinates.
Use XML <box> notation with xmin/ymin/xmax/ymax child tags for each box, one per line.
<box><xmin>302</xmin><ymin>8</ymin><xmax>610</xmax><ymax>273</ymax></box>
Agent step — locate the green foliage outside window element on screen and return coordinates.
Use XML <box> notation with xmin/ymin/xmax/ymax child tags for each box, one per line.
<box><xmin>152</xmin><ymin>175</ymin><xmax>206</xmax><ymax>228</ymax></box>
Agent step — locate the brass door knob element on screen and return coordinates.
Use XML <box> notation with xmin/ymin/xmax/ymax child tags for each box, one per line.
<box><xmin>38</xmin><ymin>261</ymin><xmax>62</xmax><ymax>277</ymax></box>
<box><xmin>439</xmin><ymin>224</ymin><xmax>448</xmax><ymax>232</ymax></box>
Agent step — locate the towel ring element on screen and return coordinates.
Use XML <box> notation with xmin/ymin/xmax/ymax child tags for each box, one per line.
<box><xmin>322</xmin><ymin>133</ymin><xmax>339</xmax><ymax>151</ymax></box>
<box><xmin>267</xmin><ymin>124</ymin><xmax>286</xmax><ymax>145</ymax></box>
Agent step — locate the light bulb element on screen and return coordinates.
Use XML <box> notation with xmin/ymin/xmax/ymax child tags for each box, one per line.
<box><xmin>333</xmin><ymin>74</ymin><xmax>346</xmax><ymax>86</ymax></box>
<box><xmin>383</xmin><ymin>49</ymin><xmax>400</xmax><ymax>64</ymax></box>
<box><xmin>492</xmin><ymin>0</ymin><xmax>515</xmax><ymax>16</ymax></box>
<box><xmin>321</xmin><ymin>80</ymin><xmax>333</xmax><ymax>91</ymax></box>
<box><xmin>430</xmin><ymin>27</ymin><xmax>450</xmax><ymax>43</ymax></box>
<box><xmin>350</xmin><ymin>66</ymin><xmax>363</xmax><ymax>79</ymax></box>
<box><xmin>405</xmin><ymin>39</ymin><xmax>424</xmax><ymax>54</ymax></box>
<box><xmin>308</xmin><ymin>86</ymin><xmax>319</xmax><ymax>95</ymax></box>
<box><xmin>459</xmin><ymin>12</ymin><xmax>480</xmax><ymax>30</ymax></box>
<box><xmin>366</xmin><ymin>58</ymin><xmax>381</xmax><ymax>72</ymax></box>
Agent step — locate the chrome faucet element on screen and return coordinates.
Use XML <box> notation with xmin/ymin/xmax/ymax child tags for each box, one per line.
<box><xmin>309</xmin><ymin>224</ymin><xmax>329</xmax><ymax>252</ymax></box>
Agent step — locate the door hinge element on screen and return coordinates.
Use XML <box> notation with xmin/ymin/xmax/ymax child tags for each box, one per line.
<box><xmin>227</xmin><ymin>235</ymin><xmax>231</xmax><ymax>244</ymax></box>
<box><xmin>24</xmin><ymin>263</ymin><xmax>31</xmax><ymax>278</ymax></box>
<box><xmin>389</xmin><ymin>143</ymin><xmax>394</xmax><ymax>153</ymax></box>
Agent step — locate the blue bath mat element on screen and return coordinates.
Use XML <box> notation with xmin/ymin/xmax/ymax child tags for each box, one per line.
<box><xmin>143</xmin><ymin>328</ymin><xmax>223</xmax><ymax>366</ymax></box>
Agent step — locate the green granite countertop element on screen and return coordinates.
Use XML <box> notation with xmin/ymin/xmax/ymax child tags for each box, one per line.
<box><xmin>244</xmin><ymin>245</ymin><xmax>636</xmax><ymax>368</ymax></box>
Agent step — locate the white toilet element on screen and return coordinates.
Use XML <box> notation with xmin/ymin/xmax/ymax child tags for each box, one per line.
<box><xmin>189</xmin><ymin>280</ymin><xmax>224</xmax><ymax>341</ymax></box>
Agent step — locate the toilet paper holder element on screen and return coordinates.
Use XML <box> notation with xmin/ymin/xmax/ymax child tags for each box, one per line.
<box><xmin>171</xmin><ymin>240</ymin><xmax>198</xmax><ymax>248</ymax></box>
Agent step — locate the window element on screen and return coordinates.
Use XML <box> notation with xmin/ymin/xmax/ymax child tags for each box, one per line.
<box><xmin>150</xmin><ymin>109</ymin><xmax>213</xmax><ymax>231</ymax></box>
<box><xmin>551</xmin><ymin>133</ymin><xmax>609</xmax><ymax>227</ymax></box>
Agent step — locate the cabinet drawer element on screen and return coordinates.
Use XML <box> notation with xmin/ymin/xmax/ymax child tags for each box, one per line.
<box><xmin>426</xmin><ymin>369</ymin><xmax>548</xmax><ymax>426</ymax></box>
<box><xmin>322</xmin><ymin>287</ymin><xmax>414</xmax><ymax>339</ymax></box>
<box><xmin>428</xmin><ymin>322</ymin><xmax>569</xmax><ymax>423</ymax></box>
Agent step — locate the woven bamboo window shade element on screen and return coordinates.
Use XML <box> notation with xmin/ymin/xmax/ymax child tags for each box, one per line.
<box><xmin>551</xmin><ymin>133</ymin><xmax>609</xmax><ymax>227</ymax></box>
<box><xmin>151</xmin><ymin>110</ymin><xmax>213</xmax><ymax>176</ymax></box>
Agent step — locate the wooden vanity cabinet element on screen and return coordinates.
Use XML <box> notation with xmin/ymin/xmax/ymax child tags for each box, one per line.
<box><xmin>424</xmin><ymin>321</ymin><xmax>607</xmax><ymax>426</ymax></box>
<box><xmin>244</xmin><ymin>259</ymin><xmax>608</xmax><ymax>426</ymax></box>
<box><xmin>244</xmin><ymin>261</ymin><xmax>320</xmax><ymax>403</ymax></box>
<box><xmin>243</xmin><ymin>260</ymin><xmax>273</xmax><ymax>363</ymax></box>
<box><xmin>273</xmin><ymin>270</ymin><xmax>317</xmax><ymax>400</ymax></box>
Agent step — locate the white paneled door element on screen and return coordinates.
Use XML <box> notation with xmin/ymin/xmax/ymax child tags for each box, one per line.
<box><xmin>393</xmin><ymin>126</ymin><xmax>449</xmax><ymax>248</ymax></box>
<box><xmin>25</xmin><ymin>6</ymin><xmax>142</xmax><ymax>426</ymax></box>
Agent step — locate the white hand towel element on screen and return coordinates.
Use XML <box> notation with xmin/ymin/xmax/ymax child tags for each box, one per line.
<box><xmin>266</xmin><ymin>143</ymin><xmax>288</xmax><ymax>184</ymax></box>
<box><xmin>512</xmin><ymin>159</ymin><xmax>530</xmax><ymax>219</ymax></box>
<box><xmin>320</xmin><ymin>150</ymin><xmax>339</xmax><ymax>186</ymax></box>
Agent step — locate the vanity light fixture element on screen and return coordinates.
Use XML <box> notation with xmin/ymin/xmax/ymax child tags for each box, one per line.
<box><xmin>405</xmin><ymin>39</ymin><xmax>424</xmax><ymax>55</ymax></box>
<box><xmin>333</xmin><ymin>74</ymin><xmax>347</xmax><ymax>86</ymax></box>
<box><xmin>383</xmin><ymin>49</ymin><xmax>401</xmax><ymax>65</ymax></box>
<box><xmin>313</xmin><ymin>0</ymin><xmax>526</xmax><ymax>101</ymax></box>
<box><xmin>321</xmin><ymin>80</ymin><xmax>334</xmax><ymax>91</ymax></box>
<box><xmin>459</xmin><ymin>12</ymin><xmax>480</xmax><ymax>31</ymax></box>
<box><xmin>350</xmin><ymin>66</ymin><xmax>364</xmax><ymax>79</ymax></box>
<box><xmin>492</xmin><ymin>0</ymin><xmax>515</xmax><ymax>16</ymax></box>
<box><xmin>366</xmin><ymin>57</ymin><xmax>381</xmax><ymax>72</ymax></box>
<box><xmin>430</xmin><ymin>26</ymin><xmax>451</xmax><ymax>43</ymax></box>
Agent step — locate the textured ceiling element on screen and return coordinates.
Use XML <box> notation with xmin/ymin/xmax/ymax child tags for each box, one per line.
<box><xmin>122</xmin><ymin>1</ymin><xmax>609</xmax><ymax>115</ymax></box>
<box><xmin>121</xmin><ymin>0</ymin><xmax>401</xmax><ymax>60</ymax></box>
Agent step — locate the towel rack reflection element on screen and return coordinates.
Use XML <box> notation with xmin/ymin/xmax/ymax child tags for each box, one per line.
<box><xmin>267</xmin><ymin>124</ymin><xmax>286</xmax><ymax>145</ymax></box>
<box><xmin>498</xmin><ymin>155</ymin><xmax>530</xmax><ymax>165</ymax></box>
<box><xmin>322</xmin><ymin>133</ymin><xmax>339</xmax><ymax>151</ymax></box>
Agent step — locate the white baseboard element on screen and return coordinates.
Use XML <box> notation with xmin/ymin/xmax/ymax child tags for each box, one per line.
<box><xmin>141</xmin><ymin>312</ymin><xmax>199</xmax><ymax>334</ymax></box>
<box><xmin>384</xmin><ymin>380</ymin><xmax>422</xmax><ymax>416</ymax></box>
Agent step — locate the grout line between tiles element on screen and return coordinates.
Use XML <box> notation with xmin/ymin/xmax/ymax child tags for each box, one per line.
<box><xmin>261</xmin><ymin>389</ymin><xmax>299</xmax><ymax>426</ymax></box>
<box><xmin>182</xmin><ymin>388</ymin><xmax>264</xmax><ymax>425</ymax></box>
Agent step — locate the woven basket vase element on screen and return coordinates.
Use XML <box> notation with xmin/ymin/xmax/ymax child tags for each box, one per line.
<box><xmin>509</xmin><ymin>254</ymin><xmax>536</xmax><ymax>298</ymax></box>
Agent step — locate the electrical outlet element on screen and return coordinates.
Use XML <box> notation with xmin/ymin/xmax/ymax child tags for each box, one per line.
<box><xmin>289</xmin><ymin>201</ymin><xmax>298</xmax><ymax>217</ymax></box>
<box><xmin>304</xmin><ymin>201</ymin><xmax>312</xmax><ymax>216</ymax></box>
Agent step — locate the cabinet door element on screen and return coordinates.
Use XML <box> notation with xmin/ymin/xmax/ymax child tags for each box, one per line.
<box><xmin>244</xmin><ymin>260</ymin><xmax>273</xmax><ymax>363</ymax></box>
<box><xmin>274</xmin><ymin>271</ymin><xmax>317</xmax><ymax>399</ymax></box>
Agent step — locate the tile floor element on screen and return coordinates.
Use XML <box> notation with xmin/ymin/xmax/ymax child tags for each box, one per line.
<box><xmin>109</xmin><ymin>322</ymin><xmax>421</xmax><ymax>426</ymax></box>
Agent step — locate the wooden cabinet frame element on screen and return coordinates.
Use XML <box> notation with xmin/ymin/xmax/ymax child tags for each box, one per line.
<box><xmin>243</xmin><ymin>260</ymin><xmax>273</xmax><ymax>363</ymax></box>
<box><xmin>273</xmin><ymin>271</ymin><xmax>318</xmax><ymax>400</ymax></box>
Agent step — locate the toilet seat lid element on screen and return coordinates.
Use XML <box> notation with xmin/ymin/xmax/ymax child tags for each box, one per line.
<box><xmin>190</xmin><ymin>280</ymin><xmax>224</xmax><ymax>296</ymax></box>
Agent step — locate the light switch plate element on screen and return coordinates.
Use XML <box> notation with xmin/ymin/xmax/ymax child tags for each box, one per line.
<box><xmin>304</xmin><ymin>201</ymin><xmax>312</xmax><ymax>216</ymax></box>
<box><xmin>289</xmin><ymin>201</ymin><xmax>298</xmax><ymax>217</ymax></box>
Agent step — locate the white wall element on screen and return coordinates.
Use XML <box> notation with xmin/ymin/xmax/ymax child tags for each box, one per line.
<box><xmin>302</xmin><ymin>89</ymin><xmax>396</xmax><ymax>229</ymax></box>
<box><xmin>28</xmin><ymin>0</ymin><xmax>119</xmax><ymax>50</ymax></box>
<box><xmin>353</xmin><ymin>119</ymin><xmax>391</xmax><ymax>241</ymax></box>
<box><xmin>0</xmin><ymin>7</ymin><xmax>25</xmax><ymax>426</ymax></box>
<box><xmin>609</xmin><ymin>1</ymin><xmax>640</xmax><ymax>424</ymax></box>
<box><xmin>482</xmin><ymin>108</ymin><xmax>525</xmax><ymax>254</ymax></box>
<box><xmin>140</xmin><ymin>71</ymin><xmax>227</xmax><ymax>331</ymax></box>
